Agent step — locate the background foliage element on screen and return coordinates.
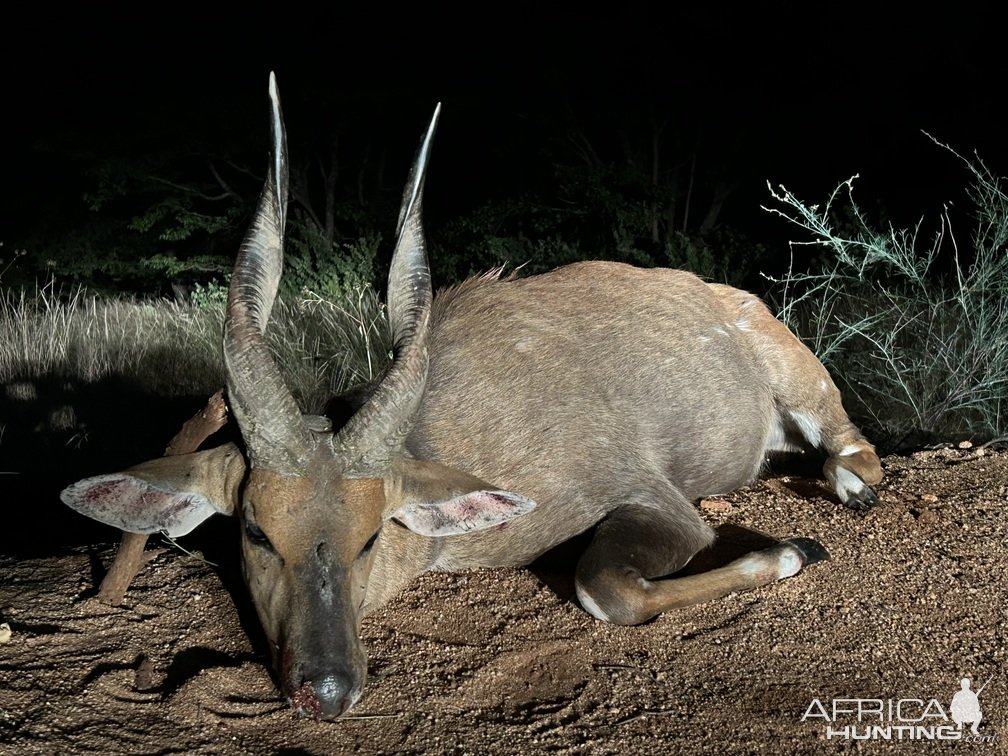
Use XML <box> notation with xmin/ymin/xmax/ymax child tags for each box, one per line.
<box><xmin>763</xmin><ymin>137</ymin><xmax>1008</xmax><ymax>448</ymax></box>
<box><xmin>7</xmin><ymin>103</ymin><xmax>766</xmax><ymax>297</ymax></box>
<box><xmin>4</xmin><ymin>111</ymin><xmax>1006</xmax><ymax>449</ymax></box>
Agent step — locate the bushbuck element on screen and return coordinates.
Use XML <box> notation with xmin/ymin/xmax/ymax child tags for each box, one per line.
<box><xmin>62</xmin><ymin>73</ymin><xmax>882</xmax><ymax>719</ymax></box>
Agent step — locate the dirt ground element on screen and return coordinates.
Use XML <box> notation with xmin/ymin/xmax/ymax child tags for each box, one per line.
<box><xmin>1</xmin><ymin>444</ymin><xmax>1005</xmax><ymax>755</ymax></box>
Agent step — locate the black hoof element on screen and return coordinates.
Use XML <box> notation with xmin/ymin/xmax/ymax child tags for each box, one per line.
<box><xmin>784</xmin><ymin>537</ymin><xmax>830</xmax><ymax>566</ymax></box>
<box><xmin>844</xmin><ymin>485</ymin><xmax>879</xmax><ymax>512</ymax></box>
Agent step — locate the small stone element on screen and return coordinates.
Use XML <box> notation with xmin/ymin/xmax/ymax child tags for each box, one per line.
<box><xmin>920</xmin><ymin>493</ymin><xmax>938</xmax><ymax>503</ymax></box>
<box><xmin>0</xmin><ymin>623</ymin><xmax>11</xmax><ymax>644</ymax></box>
<box><xmin>134</xmin><ymin>655</ymin><xmax>156</xmax><ymax>691</ymax></box>
<box><xmin>700</xmin><ymin>499</ymin><xmax>731</xmax><ymax>513</ymax></box>
<box><xmin>958</xmin><ymin>440</ymin><xmax>973</xmax><ymax>449</ymax></box>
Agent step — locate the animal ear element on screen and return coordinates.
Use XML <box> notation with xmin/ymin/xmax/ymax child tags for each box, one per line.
<box><xmin>386</xmin><ymin>457</ymin><xmax>536</xmax><ymax>537</ymax></box>
<box><xmin>60</xmin><ymin>443</ymin><xmax>246</xmax><ymax>538</ymax></box>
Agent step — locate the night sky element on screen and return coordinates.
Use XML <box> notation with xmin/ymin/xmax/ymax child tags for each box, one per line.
<box><xmin>5</xmin><ymin>6</ymin><xmax>1004</xmax><ymax>273</ymax></box>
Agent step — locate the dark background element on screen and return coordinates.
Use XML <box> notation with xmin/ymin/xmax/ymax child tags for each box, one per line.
<box><xmin>3</xmin><ymin>5</ymin><xmax>1004</xmax><ymax>282</ymax></box>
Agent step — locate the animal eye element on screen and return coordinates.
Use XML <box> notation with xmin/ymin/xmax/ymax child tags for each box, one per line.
<box><xmin>245</xmin><ymin>518</ymin><xmax>273</xmax><ymax>549</ymax></box>
<box><xmin>359</xmin><ymin>530</ymin><xmax>380</xmax><ymax>556</ymax></box>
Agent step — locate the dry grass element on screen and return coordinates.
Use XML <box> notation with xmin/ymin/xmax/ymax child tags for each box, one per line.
<box><xmin>0</xmin><ymin>283</ymin><xmax>391</xmax><ymax>412</ymax></box>
<box><xmin>763</xmin><ymin>136</ymin><xmax>1008</xmax><ymax>448</ymax></box>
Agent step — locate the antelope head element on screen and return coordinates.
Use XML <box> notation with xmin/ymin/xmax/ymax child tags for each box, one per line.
<box><xmin>61</xmin><ymin>74</ymin><xmax>535</xmax><ymax>719</ymax></box>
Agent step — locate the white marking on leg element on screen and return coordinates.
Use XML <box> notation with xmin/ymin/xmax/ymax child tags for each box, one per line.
<box><xmin>575</xmin><ymin>581</ymin><xmax>612</xmax><ymax>623</ymax></box>
<box><xmin>765</xmin><ymin>414</ymin><xmax>802</xmax><ymax>453</ymax></box>
<box><xmin>838</xmin><ymin>443</ymin><xmax>864</xmax><ymax>457</ymax></box>
<box><xmin>832</xmin><ymin>467</ymin><xmax>866</xmax><ymax>505</ymax></box>
<box><xmin>788</xmin><ymin>410</ymin><xmax>822</xmax><ymax>448</ymax></box>
<box><xmin>775</xmin><ymin>548</ymin><xmax>803</xmax><ymax>579</ymax></box>
<box><xmin>737</xmin><ymin>548</ymin><xmax>803</xmax><ymax>581</ymax></box>
<box><xmin>735</xmin><ymin>554</ymin><xmax>767</xmax><ymax>579</ymax></box>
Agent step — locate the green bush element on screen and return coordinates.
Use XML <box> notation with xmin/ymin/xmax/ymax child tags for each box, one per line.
<box><xmin>283</xmin><ymin>231</ymin><xmax>381</xmax><ymax>301</ymax></box>
<box><xmin>763</xmin><ymin>136</ymin><xmax>1008</xmax><ymax>448</ymax></box>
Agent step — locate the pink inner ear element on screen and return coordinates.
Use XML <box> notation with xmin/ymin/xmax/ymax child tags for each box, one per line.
<box><xmin>60</xmin><ymin>474</ymin><xmax>216</xmax><ymax>537</ymax></box>
<box><xmin>444</xmin><ymin>492</ymin><xmax>522</xmax><ymax>524</ymax></box>
<box><xmin>72</xmin><ymin>477</ymin><xmax>151</xmax><ymax>515</ymax></box>
<box><xmin>394</xmin><ymin>490</ymin><xmax>536</xmax><ymax>537</ymax></box>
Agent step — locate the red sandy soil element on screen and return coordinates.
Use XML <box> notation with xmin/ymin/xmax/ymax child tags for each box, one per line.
<box><xmin>1</xmin><ymin>446</ymin><xmax>1005</xmax><ymax>754</ymax></box>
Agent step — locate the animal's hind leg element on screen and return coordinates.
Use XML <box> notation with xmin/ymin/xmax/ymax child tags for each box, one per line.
<box><xmin>575</xmin><ymin>504</ymin><xmax>823</xmax><ymax>626</ymax></box>
<box><xmin>715</xmin><ymin>286</ymin><xmax>883</xmax><ymax>509</ymax></box>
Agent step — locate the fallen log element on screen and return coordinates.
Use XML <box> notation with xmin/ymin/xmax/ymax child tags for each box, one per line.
<box><xmin>96</xmin><ymin>390</ymin><xmax>229</xmax><ymax>605</ymax></box>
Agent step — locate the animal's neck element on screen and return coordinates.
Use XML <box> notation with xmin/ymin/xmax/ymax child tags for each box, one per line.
<box><xmin>361</xmin><ymin>523</ymin><xmax>439</xmax><ymax>615</ymax></box>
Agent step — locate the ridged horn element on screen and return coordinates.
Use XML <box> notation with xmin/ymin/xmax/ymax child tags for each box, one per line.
<box><xmin>334</xmin><ymin>104</ymin><xmax>441</xmax><ymax>474</ymax></box>
<box><xmin>223</xmin><ymin>72</ymin><xmax>311</xmax><ymax>473</ymax></box>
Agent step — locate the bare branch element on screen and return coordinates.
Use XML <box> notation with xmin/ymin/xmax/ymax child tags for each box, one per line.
<box><xmin>149</xmin><ymin>175</ymin><xmax>232</xmax><ymax>202</ymax></box>
<box><xmin>97</xmin><ymin>391</ymin><xmax>230</xmax><ymax>605</ymax></box>
<box><xmin>326</xmin><ymin>134</ymin><xmax>339</xmax><ymax>242</ymax></box>
<box><xmin>226</xmin><ymin>160</ymin><xmax>261</xmax><ymax>181</ymax></box>
<box><xmin>207</xmin><ymin>162</ymin><xmax>242</xmax><ymax>202</ymax></box>
<box><xmin>291</xmin><ymin>161</ymin><xmax>324</xmax><ymax>230</ymax></box>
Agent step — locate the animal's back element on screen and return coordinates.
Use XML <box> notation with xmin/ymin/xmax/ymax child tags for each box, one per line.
<box><xmin>407</xmin><ymin>261</ymin><xmax>774</xmax><ymax>567</ymax></box>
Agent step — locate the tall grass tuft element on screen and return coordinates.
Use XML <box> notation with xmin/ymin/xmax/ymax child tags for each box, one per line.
<box><xmin>0</xmin><ymin>282</ymin><xmax>390</xmax><ymax>413</ymax></box>
<box><xmin>262</xmin><ymin>287</ymin><xmax>391</xmax><ymax>412</ymax></box>
<box><xmin>763</xmin><ymin>135</ymin><xmax>1008</xmax><ymax>448</ymax></box>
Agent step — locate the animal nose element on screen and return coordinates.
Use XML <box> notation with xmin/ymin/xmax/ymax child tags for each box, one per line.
<box><xmin>291</xmin><ymin>672</ymin><xmax>359</xmax><ymax>719</ymax></box>
<box><xmin>313</xmin><ymin>672</ymin><xmax>357</xmax><ymax>717</ymax></box>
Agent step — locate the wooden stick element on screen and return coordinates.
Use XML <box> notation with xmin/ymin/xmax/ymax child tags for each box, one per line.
<box><xmin>97</xmin><ymin>390</ymin><xmax>229</xmax><ymax>605</ymax></box>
